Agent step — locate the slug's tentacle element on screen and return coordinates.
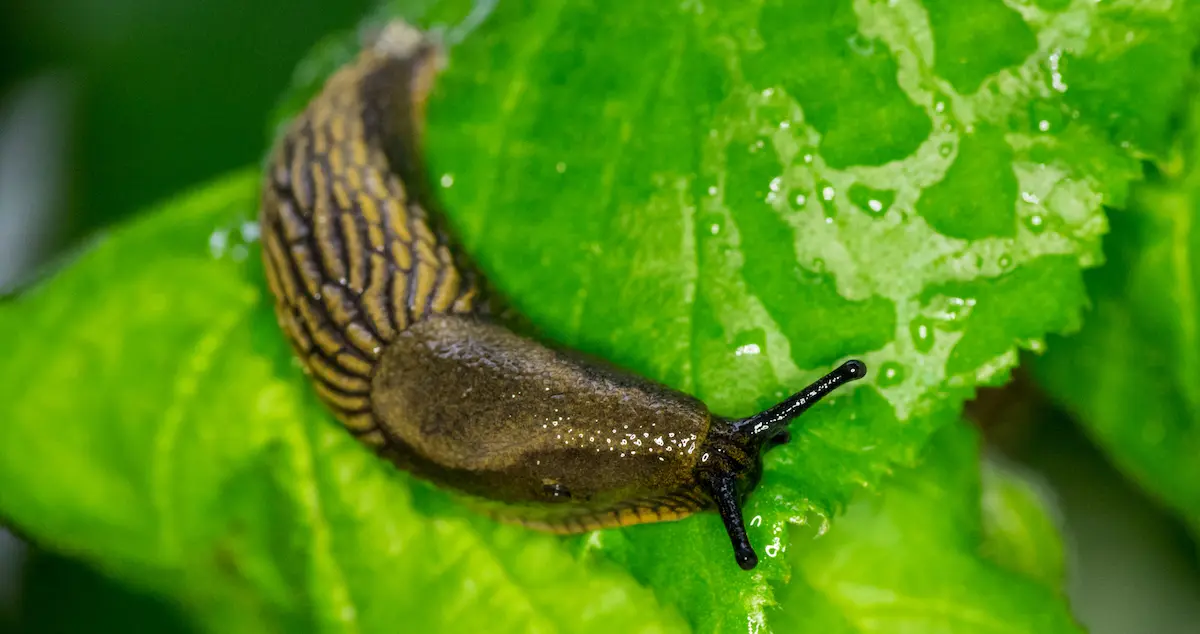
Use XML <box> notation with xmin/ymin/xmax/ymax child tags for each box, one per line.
<box><xmin>704</xmin><ymin>472</ymin><xmax>758</xmax><ymax>571</ymax></box>
<box><xmin>732</xmin><ymin>360</ymin><xmax>867</xmax><ymax>441</ymax></box>
<box><xmin>697</xmin><ymin>360</ymin><xmax>866</xmax><ymax>570</ymax></box>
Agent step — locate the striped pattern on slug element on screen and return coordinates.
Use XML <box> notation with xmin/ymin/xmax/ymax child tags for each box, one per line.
<box><xmin>514</xmin><ymin>486</ymin><xmax>712</xmax><ymax>534</ymax></box>
<box><xmin>259</xmin><ymin>28</ymin><xmax>488</xmax><ymax>446</ymax></box>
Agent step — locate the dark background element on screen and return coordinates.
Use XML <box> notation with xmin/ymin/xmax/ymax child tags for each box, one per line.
<box><xmin>0</xmin><ymin>0</ymin><xmax>368</xmax><ymax>247</ymax></box>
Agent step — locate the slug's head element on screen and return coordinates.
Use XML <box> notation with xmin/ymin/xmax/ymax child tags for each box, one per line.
<box><xmin>696</xmin><ymin>359</ymin><xmax>867</xmax><ymax>570</ymax></box>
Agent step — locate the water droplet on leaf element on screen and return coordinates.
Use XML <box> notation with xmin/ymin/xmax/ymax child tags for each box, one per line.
<box><xmin>817</xmin><ymin>180</ymin><xmax>837</xmax><ymax>218</ymax></box>
<box><xmin>1029</xmin><ymin>99</ymin><xmax>1064</xmax><ymax>133</ymax></box>
<box><xmin>847</xmin><ymin>183</ymin><xmax>896</xmax><ymax>219</ymax></box>
<box><xmin>1025</xmin><ymin>214</ymin><xmax>1045</xmax><ymax>233</ymax></box>
<box><xmin>877</xmin><ymin>361</ymin><xmax>907</xmax><ymax>387</ymax></box>
<box><xmin>910</xmin><ymin>317</ymin><xmax>935</xmax><ymax>353</ymax></box>
<box><xmin>846</xmin><ymin>33</ymin><xmax>875</xmax><ymax>56</ymax></box>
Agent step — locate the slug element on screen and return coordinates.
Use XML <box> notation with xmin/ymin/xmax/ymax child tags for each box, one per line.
<box><xmin>259</xmin><ymin>20</ymin><xmax>866</xmax><ymax>571</ymax></box>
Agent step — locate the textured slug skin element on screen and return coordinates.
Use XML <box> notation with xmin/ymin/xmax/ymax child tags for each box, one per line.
<box><xmin>258</xmin><ymin>24</ymin><xmax>721</xmax><ymax>533</ymax></box>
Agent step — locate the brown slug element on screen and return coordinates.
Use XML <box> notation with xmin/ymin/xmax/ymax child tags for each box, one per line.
<box><xmin>258</xmin><ymin>20</ymin><xmax>866</xmax><ymax>571</ymax></box>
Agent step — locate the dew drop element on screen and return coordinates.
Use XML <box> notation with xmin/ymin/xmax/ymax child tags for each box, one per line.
<box><xmin>1029</xmin><ymin>99</ymin><xmax>1064</xmax><ymax>133</ymax></box>
<box><xmin>816</xmin><ymin>179</ymin><xmax>837</xmax><ymax>218</ymax></box>
<box><xmin>440</xmin><ymin>173</ymin><xmax>455</xmax><ymax>188</ymax></box>
<box><xmin>877</xmin><ymin>361</ymin><xmax>907</xmax><ymax>388</ymax></box>
<box><xmin>1048</xmin><ymin>49</ymin><xmax>1068</xmax><ymax>93</ymax></box>
<box><xmin>936</xmin><ymin>296</ymin><xmax>977</xmax><ymax>322</ymax></box>
<box><xmin>910</xmin><ymin>317</ymin><xmax>935</xmax><ymax>353</ymax></box>
<box><xmin>1025</xmin><ymin>214</ymin><xmax>1045</xmax><ymax>234</ymax></box>
<box><xmin>930</xmin><ymin>90</ymin><xmax>957</xmax><ymax>118</ymax></box>
<box><xmin>734</xmin><ymin>343</ymin><xmax>761</xmax><ymax>356</ymax></box>
<box><xmin>208</xmin><ymin>228</ymin><xmax>229</xmax><ymax>259</ymax></box>
<box><xmin>846</xmin><ymin>33</ymin><xmax>875</xmax><ymax>56</ymax></box>
<box><xmin>733</xmin><ymin>329</ymin><xmax>766</xmax><ymax>359</ymax></box>
<box><xmin>239</xmin><ymin>220</ymin><xmax>261</xmax><ymax>243</ymax></box>
<box><xmin>938</xmin><ymin>142</ymin><xmax>954</xmax><ymax>158</ymax></box>
<box><xmin>847</xmin><ymin>183</ymin><xmax>895</xmax><ymax>219</ymax></box>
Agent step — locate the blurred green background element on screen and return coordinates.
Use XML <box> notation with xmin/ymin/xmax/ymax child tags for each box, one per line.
<box><xmin>0</xmin><ymin>0</ymin><xmax>368</xmax><ymax>248</ymax></box>
<box><xmin>1</xmin><ymin>1</ymin><xmax>1199</xmax><ymax>632</ymax></box>
<box><xmin>0</xmin><ymin>0</ymin><xmax>375</xmax><ymax>631</ymax></box>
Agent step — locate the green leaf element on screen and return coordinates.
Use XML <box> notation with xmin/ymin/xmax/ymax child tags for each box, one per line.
<box><xmin>0</xmin><ymin>0</ymin><xmax>1191</xmax><ymax>630</ymax></box>
<box><xmin>768</xmin><ymin>422</ymin><xmax>1081</xmax><ymax>633</ymax></box>
<box><xmin>979</xmin><ymin>457</ymin><xmax>1067</xmax><ymax>589</ymax></box>
<box><xmin>1033</xmin><ymin>73</ymin><xmax>1200</xmax><ymax>530</ymax></box>
<box><xmin>414</xmin><ymin>0</ymin><xmax>1157</xmax><ymax>623</ymax></box>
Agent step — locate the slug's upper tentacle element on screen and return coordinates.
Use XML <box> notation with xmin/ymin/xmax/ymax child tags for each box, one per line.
<box><xmin>731</xmin><ymin>360</ymin><xmax>867</xmax><ymax>440</ymax></box>
<box><xmin>259</xmin><ymin>23</ymin><xmax>488</xmax><ymax>441</ymax></box>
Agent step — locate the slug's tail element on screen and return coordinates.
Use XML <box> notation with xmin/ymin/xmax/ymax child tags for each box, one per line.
<box><xmin>368</xmin><ymin>21</ymin><xmax>430</xmax><ymax>57</ymax></box>
<box><xmin>259</xmin><ymin>18</ymin><xmax>495</xmax><ymax>443</ymax></box>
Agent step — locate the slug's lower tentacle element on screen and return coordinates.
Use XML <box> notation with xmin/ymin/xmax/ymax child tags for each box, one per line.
<box><xmin>704</xmin><ymin>472</ymin><xmax>758</xmax><ymax>571</ymax></box>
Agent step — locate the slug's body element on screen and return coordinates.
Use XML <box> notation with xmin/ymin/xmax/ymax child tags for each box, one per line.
<box><xmin>260</xmin><ymin>22</ymin><xmax>865</xmax><ymax>570</ymax></box>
